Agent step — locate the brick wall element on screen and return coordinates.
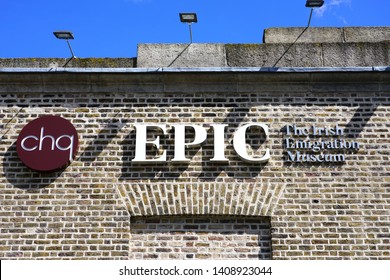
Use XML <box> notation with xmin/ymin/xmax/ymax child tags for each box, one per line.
<box><xmin>130</xmin><ymin>216</ymin><xmax>271</xmax><ymax>259</ymax></box>
<box><xmin>0</xmin><ymin>70</ymin><xmax>389</xmax><ymax>259</ymax></box>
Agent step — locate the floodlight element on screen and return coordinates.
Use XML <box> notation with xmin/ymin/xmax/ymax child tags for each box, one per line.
<box><xmin>53</xmin><ymin>31</ymin><xmax>74</xmax><ymax>40</ymax></box>
<box><xmin>305</xmin><ymin>0</ymin><xmax>324</xmax><ymax>8</ymax></box>
<box><xmin>179</xmin><ymin>13</ymin><xmax>198</xmax><ymax>43</ymax></box>
<box><xmin>179</xmin><ymin>13</ymin><xmax>198</xmax><ymax>23</ymax></box>
<box><xmin>53</xmin><ymin>30</ymin><xmax>76</xmax><ymax>67</ymax></box>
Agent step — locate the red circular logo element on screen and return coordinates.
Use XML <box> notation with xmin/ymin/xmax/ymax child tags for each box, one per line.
<box><xmin>16</xmin><ymin>115</ymin><xmax>79</xmax><ymax>172</ymax></box>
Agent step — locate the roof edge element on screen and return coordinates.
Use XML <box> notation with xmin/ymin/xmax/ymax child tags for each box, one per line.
<box><xmin>0</xmin><ymin>66</ymin><xmax>389</xmax><ymax>74</ymax></box>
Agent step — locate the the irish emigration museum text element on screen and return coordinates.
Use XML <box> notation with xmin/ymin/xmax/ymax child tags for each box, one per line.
<box><xmin>1</xmin><ymin>27</ymin><xmax>389</xmax><ymax>260</ymax></box>
<box><xmin>284</xmin><ymin>124</ymin><xmax>360</xmax><ymax>163</ymax></box>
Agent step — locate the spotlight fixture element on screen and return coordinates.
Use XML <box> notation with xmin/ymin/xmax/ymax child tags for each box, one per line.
<box><xmin>305</xmin><ymin>0</ymin><xmax>325</xmax><ymax>8</ymax></box>
<box><xmin>53</xmin><ymin>30</ymin><xmax>76</xmax><ymax>66</ymax></box>
<box><xmin>53</xmin><ymin>31</ymin><xmax>74</xmax><ymax>40</ymax></box>
<box><xmin>179</xmin><ymin>13</ymin><xmax>197</xmax><ymax>43</ymax></box>
<box><xmin>179</xmin><ymin>13</ymin><xmax>198</xmax><ymax>23</ymax></box>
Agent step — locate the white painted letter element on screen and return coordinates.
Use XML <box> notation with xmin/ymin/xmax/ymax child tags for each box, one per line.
<box><xmin>56</xmin><ymin>135</ymin><xmax>74</xmax><ymax>161</ymax></box>
<box><xmin>133</xmin><ymin>124</ymin><xmax>167</xmax><ymax>162</ymax></box>
<box><xmin>233</xmin><ymin>123</ymin><xmax>270</xmax><ymax>163</ymax></box>
<box><xmin>39</xmin><ymin>127</ymin><xmax>55</xmax><ymax>151</ymax></box>
<box><xmin>210</xmin><ymin>124</ymin><xmax>228</xmax><ymax>162</ymax></box>
<box><xmin>21</xmin><ymin>135</ymin><xmax>38</xmax><ymax>151</ymax></box>
<box><xmin>172</xmin><ymin>124</ymin><xmax>207</xmax><ymax>162</ymax></box>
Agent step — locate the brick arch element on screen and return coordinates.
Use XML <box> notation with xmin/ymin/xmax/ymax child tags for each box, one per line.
<box><xmin>116</xmin><ymin>182</ymin><xmax>286</xmax><ymax>217</ymax></box>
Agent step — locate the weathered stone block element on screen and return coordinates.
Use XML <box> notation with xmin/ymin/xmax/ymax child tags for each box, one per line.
<box><xmin>137</xmin><ymin>43</ymin><xmax>227</xmax><ymax>68</ymax></box>
<box><xmin>226</xmin><ymin>43</ymin><xmax>323</xmax><ymax>67</ymax></box>
<box><xmin>322</xmin><ymin>42</ymin><xmax>390</xmax><ymax>67</ymax></box>
<box><xmin>263</xmin><ymin>27</ymin><xmax>344</xmax><ymax>43</ymax></box>
<box><xmin>344</xmin><ymin>27</ymin><xmax>390</xmax><ymax>43</ymax></box>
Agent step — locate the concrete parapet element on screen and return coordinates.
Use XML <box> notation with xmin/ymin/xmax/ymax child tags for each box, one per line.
<box><xmin>137</xmin><ymin>41</ymin><xmax>389</xmax><ymax>68</ymax></box>
<box><xmin>226</xmin><ymin>42</ymin><xmax>389</xmax><ymax>67</ymax></box>
<box><xmin>1</xmin><ymin>27</ymin><xmax>389</xmax><ymax>69</ymax></box>
<box><xmin>0</xmin><ymin>58</ymin><xmax>136</xmax><ymax>68</ymax></box>
<box><xmin>136</xmin><ymin>27</ymin><xmax>389</xmax><ymax>68</ymax></box>
<box><xmin>264</xmin><ymin>27</ymin><xmax>390</xmax><ymax>43</ymax></box>
<box><xmin>1</xmin><ymin>41</ymin><xmax>388</xmax><ymax>69</ymax></box>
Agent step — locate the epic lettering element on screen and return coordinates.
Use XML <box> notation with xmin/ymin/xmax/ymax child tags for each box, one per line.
<box><xmin>132</xmin><ymin>123</ymin><xmax>270</xmax><ymax>163</ymax></box>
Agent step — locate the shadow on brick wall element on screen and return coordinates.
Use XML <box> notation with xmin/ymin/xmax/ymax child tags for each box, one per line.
<box><xmin>3</xmin><ymin>142</ymin><xmax>64</xmax><ymax>189</ymax></box>
<box><xmin>79</xmin><ymin>118</ymin><xmax>125</xmax><ymax>163</ymax></box>
<box><xmin>345</xmin><ymin>104</ymin><xmax>378</xmax><ymax>139</ymax></box>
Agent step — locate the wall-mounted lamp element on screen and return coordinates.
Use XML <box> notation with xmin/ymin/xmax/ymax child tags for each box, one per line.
<box><xmin>53</xmin><ymin>31</ymin><xmax>74</xmax><ymax>40</ymax></box>
<box><xmin>179</xmin><ymin>13</ymin><xmax>197</xmax><ymax>43</ymax></box>
<box><xmin>305</xmin><ymin>0</ymin><xmax>325</xmax><ymax>8</ymax></box>
<box><xmin>179</xmin><ymin>13</ymin><xmax>198</xmax><ymax>23</ymax></box>
<box><xmin>53</xmin><ymin>31</ymin><xmax>76</xmax><ymax>66</ymax></box>
<box><xmin>305</xmin><ymin>0</ymin><xmax>325</xmax><ymax>28</ymax></box>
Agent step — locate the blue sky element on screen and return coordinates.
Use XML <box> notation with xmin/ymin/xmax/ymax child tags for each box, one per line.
<box><xmin>0</xmin><ymin>0</ymin><xmax>389</xmax><ymax>58</ymax></box>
